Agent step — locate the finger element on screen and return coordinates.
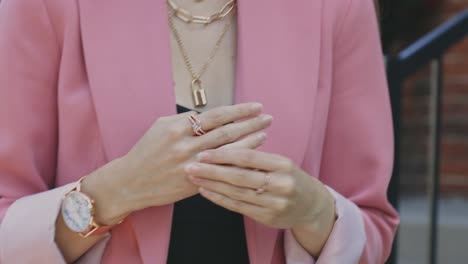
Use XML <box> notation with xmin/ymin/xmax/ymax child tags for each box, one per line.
<box><xmin>185</xmin><ymin>162</ymin><xmax>267</xmax><ymax>190</ymax></box>
<box><xmin>219</xmin><ymin>132</ymin><xmax>267</xmax><ymax>150</ymax></box>
<box><xmin>190</xmin><ymin>176</ymin><xmax>274</xmax><ymax>207</ymax></box>
<box><xmin>194</xmin><ymin>114</ymin><xmax>272</xmax><ymax>150</ymax></box>
<box><xmin>183</xmin><ymin>103</ymin><xmax>264</xmax><ymax>135</ymax></box>
<box><xmin>197</xmin><ymin>149</ymin><xmax>291</xmax><ymax>172</ymax></box>
<box><xmin>198</xmin><ymin>187</ymin><xmax>268</xmax><ymax>220</ymax></box>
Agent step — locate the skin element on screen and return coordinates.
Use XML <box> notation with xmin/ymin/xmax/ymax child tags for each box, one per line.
<box><xmin>56</xmin><ymin>0</ymin><xmax>336</xmax><ymax>262</ymax></box>
<box><xmin>172</xmin><ymin>0</ymin><xmax>337</xmax><ymax>256</ymax></box>
<box><xmin>56</xmin><ymin>103</ymin><xmax>273</xmax><ymax>262</ymax></box>
<box><xmin>186</xmin><ymin>149</ymin><xmax>336</xmax><ymax>258</ymax></box>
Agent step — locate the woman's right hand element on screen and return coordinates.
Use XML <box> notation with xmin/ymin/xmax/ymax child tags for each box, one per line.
<box><xmin>82</xmin><ymin>103</ymin><xmax>272</xmax><ymax>225</ymax></box>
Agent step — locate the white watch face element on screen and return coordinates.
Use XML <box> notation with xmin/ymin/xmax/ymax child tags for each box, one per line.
<box><xmin>61</xmin><ymin>191</ymin><xmax>92</xmax><ymax>233</ymax></box>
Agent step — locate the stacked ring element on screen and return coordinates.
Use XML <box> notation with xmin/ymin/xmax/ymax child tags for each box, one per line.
<box><xmin>189</xmin><ymin>114</ymin><xmax>206</xmax><ymax>136</ymax></box>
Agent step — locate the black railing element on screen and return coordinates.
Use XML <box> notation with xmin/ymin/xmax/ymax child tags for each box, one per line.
<box><xmin>386</xmin><ymin>9</ymin><xmax>468</xmax><ymax>264</ymax></box>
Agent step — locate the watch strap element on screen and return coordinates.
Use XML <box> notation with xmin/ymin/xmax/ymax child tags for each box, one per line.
<box><xmin>67</xmin><ymin>176</ymin><xmax>121</xmax><ymax>238</ymax></box>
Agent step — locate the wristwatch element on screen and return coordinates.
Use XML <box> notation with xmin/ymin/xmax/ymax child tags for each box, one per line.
<box><xmin>61</xmin><ymin>177</ymin><xmax>118</xmax><ymax>238</ymax></box>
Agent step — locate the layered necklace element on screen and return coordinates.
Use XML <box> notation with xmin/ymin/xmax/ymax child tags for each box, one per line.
<box><xmin>167</xmin><ymin>0</ymin><xmax>236</xmax><ymax>107</ymax></box>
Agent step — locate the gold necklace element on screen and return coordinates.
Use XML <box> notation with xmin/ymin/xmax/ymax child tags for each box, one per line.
<box><xmin>168</xmin><ymin>0</ymin><xmax>236</xmax><ymax>24</ymax></box>
<box><xmin>168</xmin><ymin>9</ymin><xmax>234</xmax><ymax>107</ymax></box>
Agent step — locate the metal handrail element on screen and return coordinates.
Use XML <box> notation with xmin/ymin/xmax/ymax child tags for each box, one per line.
<box><xmin>386</xmin><ymin>9</ymin><xmax>468</xmax><ymax>264</ymax></box>
<box><xmin>390</xmin><ymin>9</ymin><xmax>468</xmax><ymax>79</ymax></box>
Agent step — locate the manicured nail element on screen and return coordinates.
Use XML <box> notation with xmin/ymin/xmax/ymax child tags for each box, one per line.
<box><xmin>196</xmin><ymin>152</ymin><xmax>212</xmax><ymax>161</ymax></box>
<box><xmin>262</xmin><ymin>115</ymin><xmax>273</xmax><ymax>122</ymax></box>
<box><xmin>250</xmin><ymin>103</ymin><xmax>263</xmax><ymax>112</ymax></box>
<box><xmin>257</xmin><ymin>132</ymin><xmax>267</xmax><ymax>141</ymax></box>
<box><xmin>184</xmin><ymin>163</ymin><xmax>200</xmax><ymax>173</ymax></box>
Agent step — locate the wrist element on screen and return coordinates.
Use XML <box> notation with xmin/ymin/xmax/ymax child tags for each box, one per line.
<box><xmin>293</xmin><ymin>194</ymin><xmax>335</xmax><ymax>232</ymax></box>
<box><xmin>295</xmin><ymin>181</ymin><xmax>335</xmax><ymax>226</ymax></box>
<box><xmin>291</xmin><ymin>185</ymin><xmax>336</xmax><ymax>257</ymax></box>
<box><xmin>80</xmin><ymin>157</ymin><xmax>133</xmax><ymax>225</ymax></box>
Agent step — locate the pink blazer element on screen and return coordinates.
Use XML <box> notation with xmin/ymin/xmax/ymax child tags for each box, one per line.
<box><xmin>0</xmin><ymin>0</ymin><xmax>399</xmax><ymax>263</ymax></box>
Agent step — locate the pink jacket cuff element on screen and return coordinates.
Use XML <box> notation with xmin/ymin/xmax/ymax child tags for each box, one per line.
<box><xmin>0</xmin><ymin>184</ymin><xmax>109</xmax><ymax>264</ymax></box>
<box><xmin>284</xmin><ymin>186</ymin><xmax>366</xmax><ymax>264</ymax></box>
<box><xmin>1</xmin><ymin>184</ymin><xmax>365</xmax><ymax>263</ymax></box>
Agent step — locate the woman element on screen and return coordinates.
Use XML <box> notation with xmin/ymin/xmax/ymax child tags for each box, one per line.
<box><xmin>0</xmin><ymin>0</ymin><xmax>399</xmax><ymax>263</ymax></box>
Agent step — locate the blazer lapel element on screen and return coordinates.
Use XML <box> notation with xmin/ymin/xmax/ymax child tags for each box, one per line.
<box><xmin>235</xmin><ymin>0</ymin><xmax>323</xmax><ymax>263</ymax></box>
<box><xmin>79</xmin><ymin>0</ymin><xmax>175</xmax><ymax>263</ymax></box>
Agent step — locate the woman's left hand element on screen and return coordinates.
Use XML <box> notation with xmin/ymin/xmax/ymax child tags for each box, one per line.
<box><xmin>184</xmin><ymin>148</ymin><xmax>333</xmax><ymax>230</ymax></box>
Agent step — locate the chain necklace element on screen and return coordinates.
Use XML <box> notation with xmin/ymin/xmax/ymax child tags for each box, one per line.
<box><xmin>168</xmin><ymin>7</ymin><xmax>234</xmax><ymax>107</ymax></box>
<box><xmin>168</xmin><ymin>0</ymin><xmax>236</xmax><ymax>24</ymax></box>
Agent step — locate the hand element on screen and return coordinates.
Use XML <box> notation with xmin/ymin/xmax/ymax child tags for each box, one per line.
<box><xmin>184</xmin><ymin>148</ymin><xmax>334</xmax><ymax>229</ymax></box>
<box><xmin>82</xmin><ymin>103</ymin><xmax>273</xmax><ymax>225</ymax></box>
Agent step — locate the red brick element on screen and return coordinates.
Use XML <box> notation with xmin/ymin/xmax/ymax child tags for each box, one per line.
<box><xmin>441</xmin><ymin>161</ymin><xmax>468</xmax><ymax>175</ymax></box>
<box><xmin>441</xmin><ymin>141</ymin><xmax>468</xmax><ymax>155</ymax></box>
<box><xmin>392</xmin><ymin>1</ymin><xmax>468</xmax><ymax>194</ymax></box>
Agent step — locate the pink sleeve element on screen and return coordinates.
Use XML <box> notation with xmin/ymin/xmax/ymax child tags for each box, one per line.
<box><xmin>284</xmin><ymin>186</ymin><xmax>366</xmax><ymax>264</ymax></box>
<box><xmin>0</xmin><ymin>1</ymin><xmax>108</xmax><ymax>263</ymax></box>
<box><xmin>287</xmin><ymin>0</ymin><xmax>400</xmax><ymax>263</ymax></box>
<box><xmin>0</xmin><ymin>184</ymin><xmax>110</xmax><ymax>264</ymax></box>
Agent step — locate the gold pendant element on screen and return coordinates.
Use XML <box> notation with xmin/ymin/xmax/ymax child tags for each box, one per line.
<box><xmin>191</xmin><ymin>79</ymin><xmax>207</xmax><ymax>107</ymax></box>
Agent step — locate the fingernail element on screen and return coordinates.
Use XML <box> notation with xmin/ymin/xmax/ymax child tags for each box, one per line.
<box><xmin>257</xmin><ymin>132</ymin><xmax>267</xmax><ymax>141</ymax></box>
<box><xmin>250</xmin><ymin>103</ymin><xmax>263</xmax><ymax>112</ymax></box>
<box><xmin>262</xmin><ymin>115</ymin><xmax>273</xmax><ymax>122</ymax></box>
<box><xmin>184</xmin><ymin>163</ymin><xmax>200</xmax><ymax>173</ymax></box>
<box><xmin>196</xmin><ymin>152</ymin><xmax>212</xmax><ymax>161</ymax></box>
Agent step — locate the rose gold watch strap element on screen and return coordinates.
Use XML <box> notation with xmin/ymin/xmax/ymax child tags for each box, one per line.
<box><xmin>80</xmin><ymin>222</ymin><xmax>114</xmax><ymax>238</ymax></box>
<box><xmin>75</xmin><ymin>176</ymin><xmax>122</xmax><ymax>238</ymax></box>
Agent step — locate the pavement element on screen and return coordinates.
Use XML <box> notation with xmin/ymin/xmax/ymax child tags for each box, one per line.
<box><xmin>397</xmin><ymin>196</ymin><xmax>468</xmax><ymax>264</ymax></box>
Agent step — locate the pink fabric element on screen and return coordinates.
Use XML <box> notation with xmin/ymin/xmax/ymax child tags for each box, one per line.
<box><xmin>0</xmin><ymin>185</ymin><xmax>110</xmax><ymax>264</ymax></box>
<box><xmin>0</xmin><ymin>0</ymin><xmax>399</xmax><ymax>263</ymax></box>
<box><xmin>284</xmin><ymin>187</ymin><xmax>367</xmax><ymax>264</ymax></box>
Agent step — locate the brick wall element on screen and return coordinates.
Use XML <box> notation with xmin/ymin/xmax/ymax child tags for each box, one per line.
<box><xmin>440</xmin><ymin>0</ymin><xmax>468</xmax><ymax>194</ymax></box>
<box><xmin>400</xmin><ymin>1</ymin><xmax>468</xmax><ymax>196</ymax></box>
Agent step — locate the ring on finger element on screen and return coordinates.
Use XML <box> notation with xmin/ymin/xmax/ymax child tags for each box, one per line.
<box><xmin>256</xmin><ymin>172</ymin><xmax>271</xmax><ymax>195</ymax></box>
<box><xmin>189</xmin><ymin>113</ymin><xmax>206</xmax><ymax>136</ymax></box>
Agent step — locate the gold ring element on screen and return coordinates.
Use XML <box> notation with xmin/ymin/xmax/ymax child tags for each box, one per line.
<box><xmin>189</xmin><ymin>114</ymin><xmax>206</xmax><ymax>136</ymax></box>
<box><xmin>256</xmin><ymin>173</ymin><xmax>271</xmax><ymax>195</ymax></box>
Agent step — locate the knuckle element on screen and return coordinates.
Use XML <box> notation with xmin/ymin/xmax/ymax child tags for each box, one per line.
<box><xmin>281</xmin><ymin>177</ymin><xmax>296</xmax><ymax>195</ymax></box>
<box><xmin>211</xmin><ymin>111</ymin><xmax>226</xmax><ymax>125</ymax></box>
<box><xmin>190</xmin><ymin>140</ymin><xmax>205</xmax><ymax>152</ymax></box>
<box><xmin>235</xmin><ymin>169</ymin><xmax>249</xmax><ymax>184</ymax></box>
<box><xmin>185</xmin><ymin>140</ymin><xmax>199</xmax><ymax>153</ymax></box>
<box><xmin>166</xmin><ymin>126</ymin><xmax>185</xmax><ymax>140</ymax></box>
<box><xmin>231</xmin><ymin>199</ymin><xmax>243</xmax><ymax>210</ymax></box>
<box><xmin>239</xmin><ymin>150</ymin><xmax>254</xmax><ymax>164</ymax></box>
<box><xmin>275</xmin><ymin>199</ymin><xmax>289</xmax><ymax>212</ymax></box>
<box><xmin>215</xmin><ymin>129</ymin><xmax>233</xmax><ymax>142</ymax></box>
<box><xmin>172</xmin><ymin>143</ymin><xmax>191</xmax><ymax>159</ymax></box>
<box><xmin>279</xmin><ymin>159</ymin><xmax>295</xmax><ymax>172</ymax></box>
<box><xmin>231</xmin><ymin>187</ymin><xmax>246</xmax><ymax>200</ymax></box>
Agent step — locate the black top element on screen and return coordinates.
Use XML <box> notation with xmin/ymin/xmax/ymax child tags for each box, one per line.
<box><xmin>166</xmin><ymin>104</ymin><xmax>250</xmax><ymax>264</ymax></box>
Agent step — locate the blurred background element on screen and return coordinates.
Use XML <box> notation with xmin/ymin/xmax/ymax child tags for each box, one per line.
<box><xmin>380</xmin><ymin>0</ymin><xmax>468</xmax><ymax>263</ymax></box>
